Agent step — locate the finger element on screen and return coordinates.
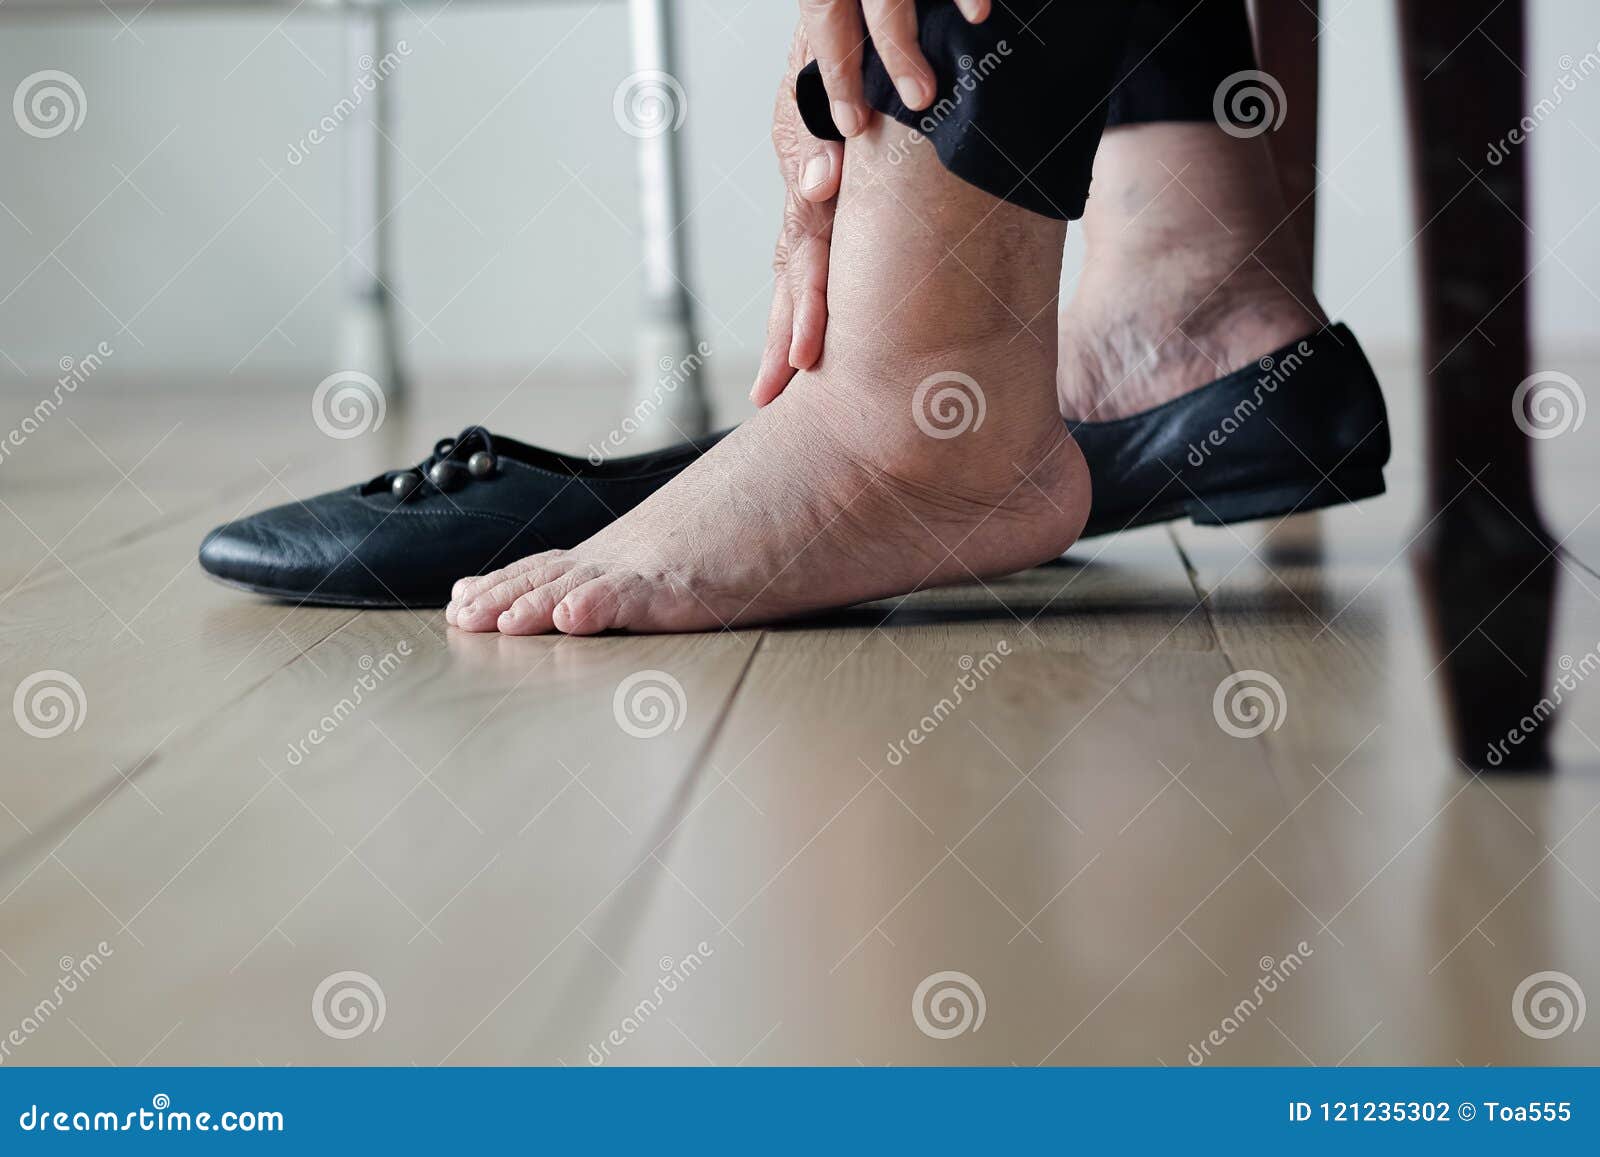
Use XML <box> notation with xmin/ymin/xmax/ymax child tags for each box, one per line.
<box><xmin>953</xmin><ymin>0</ymin><xmax>991</xmax><ymax>23</ymax></box>
<box><xmin>863</xmin><ymin>0</ymin><xmax>933</xmax><ymax>110</ymax></box>
<box><xmin>788</xmin><ymin>213</ymin><xmax>834</xmax><ymax>371</ymax></box>
<box><xmin>800</xmin><ymin>0</ymin><xmax>869</xmax><ymax>135</ymax></box>
<box><xmin>754</xmin><ymin>223</ymin><xmax>798</xmax><ymax>406</ymax></box>
<box><xmin>752</xmin><ymin>284</ymin><xmax>798</xmax><ymax>406</ymax></box>
<box><xmin>798</xmin><ymin>138</ymin><xmax>844</xmax><ymax>204</ymax></box>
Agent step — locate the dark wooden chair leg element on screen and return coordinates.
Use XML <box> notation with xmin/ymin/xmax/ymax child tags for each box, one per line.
<box><xmin>1397</xmin><ymin>0</ymin><xmax>1556</xmax><ymax>770</ymax></box>
<box><xmin>1248</xmin><ymin>0</ymin><xmax>1320</xmax><ymax>275</ymax></box>
<box><xmin>1250</xmin><ymin>0</ymin><xmax>1325</xmax><ymax>563</ymax></box>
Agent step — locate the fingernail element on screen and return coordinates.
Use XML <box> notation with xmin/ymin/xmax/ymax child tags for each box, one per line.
<box><xmin>895</xmin><ymin>75</ymin><xmax>931</xmax><ymax>109</ymax></box>
<box><xmin>831</xmin><ymin>100</ymin><xmax>861</xmax><ymax>136</ymax></box>
<box><xmin>801</xmin><ymin>153</ymin><xmax>830</xmax><ymax>193</ymax></box>
<box><xmin>499</xmin><ymin>608</ymin><xmax>518</xmax><ymax>625</ymax></box>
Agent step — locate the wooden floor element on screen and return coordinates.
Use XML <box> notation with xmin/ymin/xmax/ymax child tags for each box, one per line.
<box><xmin>3</xmin><ymin>370</ymin><xmax>1600</xmax><ymax>1067</ymax></box>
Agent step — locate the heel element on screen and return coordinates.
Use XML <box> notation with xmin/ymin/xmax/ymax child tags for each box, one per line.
<box><xmin>1186</xmin><ymin>469</ymin><xmax>1386</xmax><ymax>527</ymax></box>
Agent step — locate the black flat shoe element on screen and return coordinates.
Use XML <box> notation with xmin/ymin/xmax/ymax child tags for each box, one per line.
<box><xmin>199</xmin><ymin>323</ymin><xmax>1387</xmax><ymax>609</ymax></box>
<box><xmin>198</xmin><ymin>427</ymin><xmax>727</xmax><ymax>609</ymax></box>
<box><xmin>1070</xmin><ymin>321</ymin><xmax>1389</xmax><ymax>537</ymax></box>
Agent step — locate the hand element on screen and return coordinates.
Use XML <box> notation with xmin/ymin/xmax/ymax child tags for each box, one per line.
<box><xmin>753</xmin><ymin>25</ymin><xmax>845</xmax><ymax>406</ymax></box>
<box><xmin>799</xmin><ymin>0</ymin><xmax>990</xmax><ymax>135</ymax></box>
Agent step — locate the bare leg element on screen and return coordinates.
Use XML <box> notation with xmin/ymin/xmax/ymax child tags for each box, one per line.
<box><xmin>448</xmin><ymin>119</ymin><xmax>1089</xmax><ymax>635</ymax></box>
<box><xmin>1058</xmin><ymin>122</ymin><xmax>1326</xmax><ymax>422</ymax></box>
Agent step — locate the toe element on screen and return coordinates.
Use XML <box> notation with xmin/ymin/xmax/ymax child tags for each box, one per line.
<box><xmin>454</xmin><ymin>551</ymin><xmax>565</xmax><ymax>605</ymax></box>
<box><xmin>453</xmin><ymin>552</ymin><xmax>575</xmax><ymax>632</ymax></box>
<box><xmin>551</xmin><ymin>574</ymin><xmax>633</xmax><ymax>635</ymax></box>
<box><xmin>497</xmin><ymin>566</ymin><xmax>599</xmax><ymax>636</ymax></box>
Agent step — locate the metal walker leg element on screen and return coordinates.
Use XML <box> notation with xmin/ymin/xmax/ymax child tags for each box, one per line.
<box><xmin>625</xmin><ymin>0</ymin><xmax>710</xmax><ymax>446</ymax></box>
<box><xmin>336</xmin><ymin>0</ymin><xmax>706</xmax><ymax>440</ymax></box>
<box><xmin>338</xmin><ymin>6</ymin><xmax>405</xmax><ymax>410</ymax></box>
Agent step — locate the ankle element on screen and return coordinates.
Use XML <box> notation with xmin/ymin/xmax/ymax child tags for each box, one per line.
<box><xmin>826</xmin><ymin>117</ymin><xmax>1070</xmax><ymax>352</ymax></box>
<box><xmin>799</xmin><ymin>332</ymin><xmax>1062</xmax><ymax>463</ymax></box>
<box><xmin>798</xmin><ymin>115</ymin><xmax>1073</xmax><ymax>458</ymax></box>
<box><xmin>1058</xmin><ymin>251</ymin><xmax>1325</xmax><ymax>421</ymax></box>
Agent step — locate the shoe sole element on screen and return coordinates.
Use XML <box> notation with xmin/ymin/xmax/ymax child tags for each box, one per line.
<box><xmin>201</xmin><ymin>571</ymin><xmax>446</xmax><ymax>610</ymax></box>
<box><xmin>1084</xmin><ymin>467</ymin><xmax>1386</xmax><ymax>539</ymax></box>
<box><xmin>1187</xmin><ymin>467</ymin><xmax>1387</xmax><ymax>527</ymax></box>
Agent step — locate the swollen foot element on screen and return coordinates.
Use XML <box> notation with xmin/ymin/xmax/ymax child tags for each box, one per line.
<box><xmin>447</xmin><ymin>120</ymin><xmax>1089</xmax><ymax>635</ymax></box>
<box><xmin>447</xmin><ymin>369</ymin><xmax>1084</xmax><ymax>634</ymax></box>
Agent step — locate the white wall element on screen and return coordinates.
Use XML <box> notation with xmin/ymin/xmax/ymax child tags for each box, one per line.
<box><xmin>1</xmin><ymin>0</ymin><xmax>1596</xmax><ymax>389</ymax></box>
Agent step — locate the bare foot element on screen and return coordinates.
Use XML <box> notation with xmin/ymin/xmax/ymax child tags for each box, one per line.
<box><xmin>1058</xmin><ymin>123</ymin><xmax>1327</xmax><ymax>421</ymax></box>
<box><xmin>447</xmin><ymin>119</ymin><xmax>1089</xmax><ymax>635</ymax></box>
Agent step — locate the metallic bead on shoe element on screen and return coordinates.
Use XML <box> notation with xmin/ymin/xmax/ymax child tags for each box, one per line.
<box><xmin>390</xmin><ymin>470</ymin><xmax>423</xmax><ymax>501</ymax></box>
<box><xmin>428</xmin><ymin>460</ymin><xmax>467</xmax><ymax>492</ymax></box>
<box><xmin>467</xmin><ymin>450</ymin><xmax>496</xmax><ymax>479</ymax></box>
